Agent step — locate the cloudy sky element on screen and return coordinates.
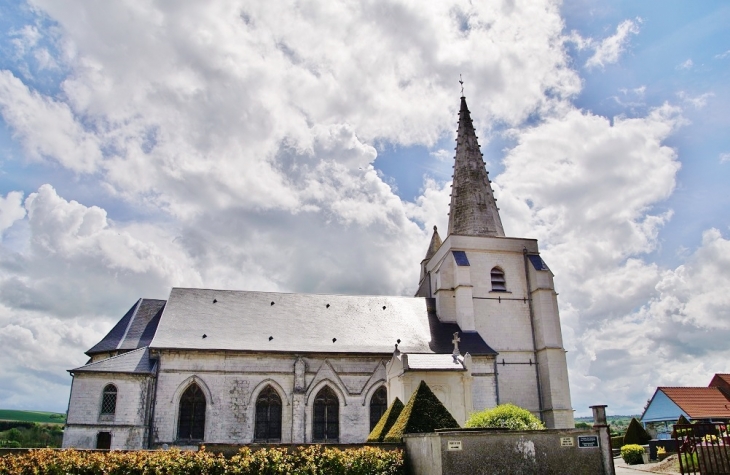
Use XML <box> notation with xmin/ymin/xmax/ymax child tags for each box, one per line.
<box><xmin>0</xmin><ymin>0</ymin><xmax>728</xmax><ymax>418</ymax></box>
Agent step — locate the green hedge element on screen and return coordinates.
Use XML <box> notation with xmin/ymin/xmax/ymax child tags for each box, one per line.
<box><xmin>464</xmin><ymin>404</ymin><xmax>545</xmax><ymax>430</ymax></box>
<box><xmin>367</xmin><ymin>398</ymin><xmax>404</xmax><ymax>443</ymax></box>
<box><xmin>0</xmin><ymin>446</ymin><xmax>405</xmax><ymax>475</ymax></box>
<box><xmin>610</xmin><ymin>435</ymin><xmax>623</xmax><ymax>448</ymax></box>
<box><xmin>620</xmin><ymin>444</ymin><xmax>645</xmax><ymax>465</ymax></box>
<box><xmin>383</xmin><ymin>381</ymin><xmax>459</xmax><ymax>442</ymax></box>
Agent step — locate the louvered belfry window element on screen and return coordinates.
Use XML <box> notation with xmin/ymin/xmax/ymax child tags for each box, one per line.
<box><xmin>254</xmin><ymin>386</ymin><xmax>282</xmax><ymax>442</ymax></box>
<box><xmin>178</xmin><ymin>383</ymin><xmax>206</xmax><ymax>441</ymax></box>
<box><xmin>491</xmin><ymin>267</ymin><xmax>506</xmax><ymax>291</ymax></box>
<box><xmin>312</xmin><ymin>386</ymin><xmax>339</xmax><ymax>442</ymax></box>
<box><xmin>100</xmin><ymin>384</ymin><xmax>117</xmax><ymax>415</ymax></box>
<box><xmin>369</xmin><ymin>386</ymin><xmax>387</xmax><ymax>431</ymax></box>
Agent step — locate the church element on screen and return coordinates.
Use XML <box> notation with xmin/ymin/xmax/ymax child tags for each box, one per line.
<box><xmin>62</xmin><ymin>96</ymin><xmax>574</xmax><ymax>450</ymax></box>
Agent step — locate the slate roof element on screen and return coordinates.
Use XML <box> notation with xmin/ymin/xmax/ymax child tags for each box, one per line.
<box><xmin>151</xmin><ymin>288</ymin><xmax>496</xmax><ymax>356</ymax></box>
<box><xmin>70</xmin><ymin>347</ymin><xmax>155</xmax><ymax>375</ymax></box>
<box><xmin>659</xmin><ymin>387</ymin><xmax>730</xmax><ymax>419</ymax></box>
<box><xmin>405</xmin><ymin>354</ymin><xmax>466</xmax><ymax>371</ymax></box>
<box><xmin>86</xmin><ymin>299</ymin><xmax>166</xmax><ymax>356</ymax></box>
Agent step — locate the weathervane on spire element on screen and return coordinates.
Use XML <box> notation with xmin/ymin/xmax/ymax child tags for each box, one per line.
<box><xmin>459</xmin><ymin>74</ymin><xmax>464</xmax><ymax>97</ymax></box>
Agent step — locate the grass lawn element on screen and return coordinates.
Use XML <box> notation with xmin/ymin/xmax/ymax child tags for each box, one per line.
<box><xmin>0</xmin><ymin>409</ymin><xmax>66</xmax><ymax>425</ymax></box>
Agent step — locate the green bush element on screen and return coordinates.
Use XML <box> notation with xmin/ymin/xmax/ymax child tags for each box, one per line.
<box><xmin>621</xmin><ymin>444</ymin><xmax>645</xmax><ymax>465</ymax></box>
<box><xmin>623</xmin><ymin>418</ymin><xmax>651</xmax><ymax>445</ymax></box>
<box><xmin>367</xmin><ymin>397</ymin><xmax>404</xmax><ymax>443</ymax></box>
<box><xmin>383</xmin><ymin>381</ymin><xmax>459</xmax><ymax>442</ymax></box>
<box><xmin>465</xmin><ymin>404</ymin><xmax>545</xmax><ymax>430</ymax></box>
<box><xmin>610</xmin><ymin>435</ymin><xmax>624</xmax><ymax>448</ymax></box>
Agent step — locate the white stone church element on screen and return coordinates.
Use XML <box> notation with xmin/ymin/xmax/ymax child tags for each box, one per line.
<box><xmin>62</xmin><ymin>96</ymin><xmax>574</xmax><ymax>450</ymax></box>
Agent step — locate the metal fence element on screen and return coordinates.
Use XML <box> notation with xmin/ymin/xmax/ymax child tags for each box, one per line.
<box><xmin>674</xmin><ymin>423</ymin><xmax>730</xmax><ymax>475</ymax></box>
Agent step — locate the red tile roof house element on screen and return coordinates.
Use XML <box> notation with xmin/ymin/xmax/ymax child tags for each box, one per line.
<box><xmin>640</xmin><ymin>374</ymin><xmax>730</xmax><ymax>439</ymax></box>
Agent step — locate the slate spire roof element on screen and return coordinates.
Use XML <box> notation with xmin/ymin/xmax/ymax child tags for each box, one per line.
<box><xmin>447</xmin><ymin>96</ymin><xmax>505</xmax><ymax>238</ymax></box>
<box><xmin>423</xmin><ymin>226</ymin><xmax>442</xmax><ymax>262</ymax></box>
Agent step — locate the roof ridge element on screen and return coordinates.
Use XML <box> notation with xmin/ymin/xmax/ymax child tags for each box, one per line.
<box><xmin>660</xmin><ymin>386</ymin><xmax>723</xmax><ymax>389</ymax></box>
<box><xmin>170</xmin><ymin>288</ymin><xmax>430</xmax><ymax>300</ymax></box>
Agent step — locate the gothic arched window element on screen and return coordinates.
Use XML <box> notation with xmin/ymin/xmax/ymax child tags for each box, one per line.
<box><xmin>491</xmin><ymin>267</ymin><xmax>506</xmax><ymax>292</ymax></box>
<box><xmin>254</xmin><ymin>386</ymin><xmax>282</xmax><ymax>442</ymax></box>
<box><xmin>369</xmin><ymin>386</ymin><xmax>387</xmax><ymax>431</ymax></box>
<box><xmin>100</xmin><ymin>384</ymin><xmax>117</xmax><ymax>416</ymax></box>
<box><xmin>178</xmin><ymin>383</ymin><xmax>206</xmax><ymax>441</ymax></box>
<box><xmin>312</xmin><ymin>386</ymin><xmax>339</xmax><ymax>442</ymax></box>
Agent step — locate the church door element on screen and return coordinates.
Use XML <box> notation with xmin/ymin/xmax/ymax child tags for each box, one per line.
<box><xmin>254</xmin><ymin>386</ymin><xmax>282</xmax><ymax>442</ymax></box>
<box><xmin>178</xmin><ymin>383</ymin><xmax>206</xmax><ymax>441</ymax></box>
<box><xmin>312</xmin><ymin>386</ymin><xmax>338</xmax><ymax>442</ymax></box>
<box><xmin>95</xmin><ymin>431</ymin><xmax>111</xmax><ymax>449</ymax></box>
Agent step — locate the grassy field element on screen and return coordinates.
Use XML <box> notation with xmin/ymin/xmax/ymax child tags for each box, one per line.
<box><xmin>0</xmin><ymin>409</ymin><xmax>66</xmax><ymax>424</ymax></box>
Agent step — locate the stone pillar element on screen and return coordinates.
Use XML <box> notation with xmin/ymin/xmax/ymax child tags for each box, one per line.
<box><xmin>292</xmin><ymin>357</ymin><xmax>307</xmax><ymax>443</ymax></box>
<box><xmin>292</xmin><ymin>393</ymin><xmax>306</xmax><ymax>443</ymax></box>
<box><xmin>591</xmin><ymin>405</ymin><xmax>616</xmax><ymax>475</ymax></box>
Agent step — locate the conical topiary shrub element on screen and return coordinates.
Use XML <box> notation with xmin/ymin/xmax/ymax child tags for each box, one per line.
<box><xmin>623</xmin><ymin>417</ymin><xmax>651</xmax><ymax>445</ymax></box>
<box><xmin>383</xmin><ymin>380</ymin><xmax>459</xmax><ymax>442</ymax></box>
<box><xmin>673</xmin><ymin>414</ymin><xmax>692</xmax><ymax>438</ymax></box>
<box><xmin>367</xmin><ymin>397</ymin><xmax>404</xmax><ymax>442</ymax></box>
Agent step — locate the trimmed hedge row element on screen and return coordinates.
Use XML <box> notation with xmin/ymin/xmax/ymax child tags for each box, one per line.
<box><xmin>0</xmin><ymin>446</ymin><xmax>404</xmax><ymax>475</ymax></box>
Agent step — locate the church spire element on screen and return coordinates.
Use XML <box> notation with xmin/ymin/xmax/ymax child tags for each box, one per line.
<box><xmin>424</xmin><ymin>225</ymin><xmax>442</xmax><ymax>261</ymax></box>
<box><xmin>447</xmin><ymin>95</ymin><xmax>505</xmax><ymax>237</ymax></box>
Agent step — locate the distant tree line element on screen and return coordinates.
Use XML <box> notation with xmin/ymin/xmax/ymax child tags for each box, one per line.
<box><xmin>0</xmin><ymin>423</ymin><xmax>63</xmax><ymax>448</ymax></box>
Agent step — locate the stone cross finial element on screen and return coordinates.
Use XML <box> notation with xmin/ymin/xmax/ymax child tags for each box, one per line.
<box><xmin>459</xmin><ymin>74</ymin><xmax>464</xmax><ymax>97</ymax></box>
<box><xmin>452</xmin><ymin>332</ymin><xmax>461</xmax><ymax>356</ymax></box>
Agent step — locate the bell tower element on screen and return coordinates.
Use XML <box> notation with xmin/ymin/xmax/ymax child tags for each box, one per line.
<box><xmin>415</xmin><ymin>93</ymin><xmax>574</xmax><ymax>429</ymax></box>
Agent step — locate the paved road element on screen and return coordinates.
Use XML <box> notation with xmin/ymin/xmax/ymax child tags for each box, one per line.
<box><xmin>613</xmin><ymin>456</ymin><xmax>680</xmax><ymax>475</ymax></box>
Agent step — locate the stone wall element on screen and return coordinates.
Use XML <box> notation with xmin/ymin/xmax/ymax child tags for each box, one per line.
<box><xmin>63</xmin><ymin>373</ymin><xmax>152</xmax><ymax>449</ymax></box>
<box><xmin>151</xmin><ymin>351</ymin><xmax>389</xmax><ymax>446</ymax></box>
<box><xmin>404</xmin><ymin>428</ymin><xmax>614</xmax><ymax>475</ymax></box>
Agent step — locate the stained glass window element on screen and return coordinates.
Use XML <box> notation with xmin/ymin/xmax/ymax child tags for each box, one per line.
<box><xmin>178</xmin><ymin>383</ymin><xmax>206</xmax><ymax>440</ymax></box>
<box><xmin>100</xmin><ymin>384</ymin><xmax>117</xmax><ymax>416</ymax></box>
<box><xmin>369</xmin><ymin>386</ymin><xmax>387</xmax><ymax>431</ymax></box>
<box><xmin>313</xmin><ymin>386</ymin><xmax>338</xmax><ymax>442</ymax></box>
<box><xmin>254</xmin><ymin>386</ymin><xmax>282</xmax><ymax>442</ymax></box>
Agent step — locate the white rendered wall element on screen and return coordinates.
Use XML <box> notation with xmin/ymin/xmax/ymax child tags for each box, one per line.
<box><xmin>425</xmin><ymin>234</ymin><xmax>574</xmax><ymax>428</ymax></box>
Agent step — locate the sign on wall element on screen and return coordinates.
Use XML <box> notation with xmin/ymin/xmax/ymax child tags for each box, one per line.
<box><xmin>578</xmin><ymin>436</ymin><xmax>599</xmax><ymax>448</ymax></box>
<box><xmin>447</xmin><ymin>440</ymin><xmax>462</xmax><ymax>451</ymax></box>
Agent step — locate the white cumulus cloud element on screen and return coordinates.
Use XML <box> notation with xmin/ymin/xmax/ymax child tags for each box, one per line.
<box><xmin>585</xmin><ymin>19</ymin><xmax>640</xmax><ymax>69</ymax></box>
